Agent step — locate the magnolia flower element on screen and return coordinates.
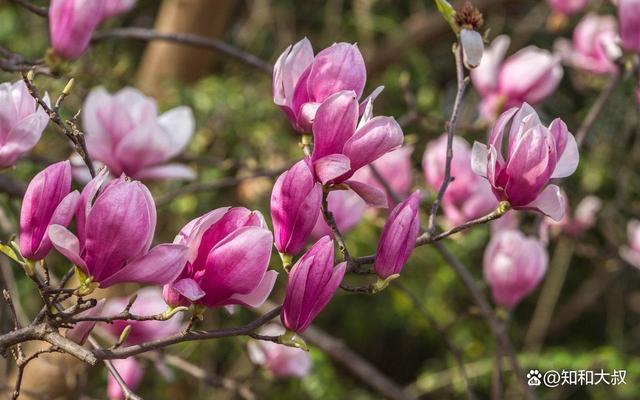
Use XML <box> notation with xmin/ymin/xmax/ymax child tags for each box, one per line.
<box><xmin>310</xmin><ymin>189</ymin><xmax>366</xmax><ymax>239</ymax></box>
<box><xmin>19</xmin><ymin>161</ymin><xmax>79</xmax><ymax>260</ymax></box>
<box><xmin>423</xmin><ymin>135</ymin><xmax>497</xmax><ymax>227</ymax></box>
<box><xmin>163</xmin><ymin>207</ymin><xmax>277</xmax><ymax>310</ymax></box>
<box><xmin>351</xmin><ymin>146</ymin><xmax>414</xmax><ymax>208</ymax></box>
<box><xmin>49</xmin><ymin>170</ymin><xmax>187</xmax><ymax>288</ymax></box>
<box><xmin>82</xmin><ymin>87</ymin><xmax>195</xmax><ymax>181</ymax></box>
<box><xmin>471</xmin><ymin>36</ymin><xmax>563</xmax><ymax>121</ymax></box>
<box><xmin>308</xmin><ymin>92</ymin><xmax>403</xmax><ymax>207</ymax></box>
<box><xmin>374</xmin><ymin>191</ymin><xmax>421</xmax><ymax>280</ymax></box>
<box><xmin>618</xmin><ymin>0</ymin><xmax>640</xmax><ymax>52</ymax></box>
<box><xmin>247</xmin><ymin>324</ymin><xmax>312</xmax><ymax>378</ymax></box>
<box><xmin>281</xmin><ymin>236</ymin><xmax>346</xmax><ymax>333</ymax></box>
<box><xmin>273</xmin><ymin>38</ymin><xmax>381</xmax><ymax>132</ymax></box>
<box><xmin>471</xmin><ymin>103</ymin><xmax>579</xmax><ymax>221</ymax></box>
<box><xmin>548</xmin><ymin>0</ymin><xmax>590</xmax><ymax>16</ymax></box>
<box><xmin>557</xmin><ymin>13</ymin><xmax>620</xmax><ymax>75</ymax></box>
<box><xmin>49</xmin><ymin>0</ymin><xmax>105</xmax><ymax>59</ymax></box>
<box><xmin>484</xmin><ymin>229</ymin><xmax>548</xmax><ymax>309</ymax></box>
<box><xmin>271</xmin><ymin>160</ymin><xmax>322</xmax><ymax>257</ymax></box>
<box><xmin>0</xmin><ymin>80</ymin><xmax>49</xmax><ymax>168</ymax></box>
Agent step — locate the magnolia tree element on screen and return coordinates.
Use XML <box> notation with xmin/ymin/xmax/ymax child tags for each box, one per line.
<box><xmin>0</xmin><ymin>0</ymin><xmax>639</xmax><ymax>399</ymax></box>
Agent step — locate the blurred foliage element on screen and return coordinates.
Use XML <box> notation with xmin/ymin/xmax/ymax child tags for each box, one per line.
<box><xmin>1</xmin><ymin>0</ymin><xmax>640</xmax><ymax>399</ymax></box>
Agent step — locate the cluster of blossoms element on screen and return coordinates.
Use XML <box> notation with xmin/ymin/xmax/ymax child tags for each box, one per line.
<box><xmin>9</xmin><ymin>0</ymin><xmax>640</xmax><ymax>397</ymax></box>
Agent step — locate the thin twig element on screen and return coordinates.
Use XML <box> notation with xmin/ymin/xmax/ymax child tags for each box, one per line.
<box><xmin>88</xmin><ymin>337</ymin><xmax>143</xmax><ymax>400</ymax></box>
<box><xmin>321</xmin><ymin>188</ymin><xmax>351</xmax><ymax>262</ymax></box>
<box><xmin>92</xmin><ymin>307</ymin><xmax>282</xmax><ymax>360</ymax></box>
<box><xmin>92</xmin><ymin>27</ymin><xmax>272</xmax><ymax>74</ymax></box>
<box><xmin>21</xmin><ymin>73</ymin><xmax>96</xmax><ymax>178</ymax></box>
<box><xmin>427</xmin><ymin>43</ymin><xmax>468</xmax><ymax>237</ymax></box>
<box><xmin>575</xmin><ymin>74</ymin><xmax>620</xmax><ymax>147</ymax></box>
<box><xmin>433</xmin><ymin>242</ymin><xmax>533</xmax><ymax>400</ymax></box>
<box><xmin>10</xmin><ymin>0</ymin><xmax>47</xmax><ymax>17</ymax></box>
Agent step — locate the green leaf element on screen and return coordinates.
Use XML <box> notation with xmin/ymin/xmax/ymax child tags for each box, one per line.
<box><xmin>0</xmin><ymin>243</ymin><xmax>22</xmax><ymax>265</ymax></box>
<box><xmin>434</xmin><ymin>0</ymin><xmax>457</xmax><ymax>32</ymax></box>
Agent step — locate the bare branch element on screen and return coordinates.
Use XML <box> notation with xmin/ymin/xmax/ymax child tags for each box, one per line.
<box><xmin>92</xmin><ymin>27</ymin><xmax>273</xmax><ymax>74</ymax></box>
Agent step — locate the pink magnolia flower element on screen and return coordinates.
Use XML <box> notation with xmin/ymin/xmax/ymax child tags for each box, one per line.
<box><xmin>471</xmin><ymin>103</ymin><xmax>579</xmax><ymax>221</ymax></box>
<box><xmin>273</xmin><ymin>38</ymin><xmax>381</xmax><ymax>132</ymax></box>
<box><xmin>49</xmin><ymin>0</ymin><xmax>105</xmax><ymax>59</ymax></box>
<box><xmin>247</xmin><ymin>324</ymin><xmax>312</xmax><ymax>378</ymax></box>
<box><xmin>310</xmin><ymin>189</ymin><xmax>365</xmax><ymax>239</ymax></box>
<box><xmin>107</xmin><ymin>358</ymin><xmax>144</xmax><ymax>400</ymax></box>
<box><xmin>351</xmin><ymin>146</ymin><xmax>414</xmax><ymax>208</ymax></box>
<box><xmin>19</xmin><ymin>161</ymin><xmax>79</xmax><ymax>260</ymax></box>
<box><xmin>619</xmin><ymin>0</ymin><xmax>640</xmax><ymax>52</ymax></box>
<box><xmin>374</xmin><ymin>191</ymin><xmax>421</xmax><ymax>280</ymax></box>
<box><xmin>548</xmin><ymin>0</ymin><xmax>590</xmax><ymax>16</ymax></box>
<box><xmin>271</xmin><ymin>160</ymin><xmax>322</xmax><ymax>257</ymax></box>
<box><xmin>48</xmin><ymin>170</ymin><xmax>187</xmax><ymax>288</ymax></box>
<box><xmin>423</xmin><ymin>134</ymin><xmax>497</xmax><ymax>226</ymax></box>
<box><xmin>102</xmin><ymin>287</ymin><xmax>184</xmax><ymax>345</ymax></box>
<box><xmin>281</xmin><ymin>236</ymin><xmax>346</xmax><ymax>333</ymax></box>
<box><xmin>620</xmin><ymin>220</ymin><xmax>640</xmax><ymax>268</ymax></box>
<box><xmin>163</xmin><ymin>207</ymin><xmax>277</xmax><ymax>309</ymax></box>
<box><xmin>0</xmin><ymin>80</ymin><xmax>49</xmax><ymax>168</ymax></box>
<box><xmin>557</xmin><ymin>14</ymin><xmax>620</xmax><ymax>75</ymax></box>
<box><xmin>82</xmin><ymin>87</ymin><xmax>195</xmax><ymax>181</ymax></box>
<box><xmin>484</xmin><ymin>229</ymin><xmax>548</xmax><ymax>309</ymax></box>
<box><xmin>308</xmin><ymin>92</ymin><xmax>403</xmax><ymax>207</ymax></box>
<box><xmin>102</xmin><ymin>0</ymin><xmax>137</xmax><ymax>20</ymax></box>
<box><xmin>471</xmin><ymin>36</ymin><xmax>563</xmax><ymax>121</ymax></box>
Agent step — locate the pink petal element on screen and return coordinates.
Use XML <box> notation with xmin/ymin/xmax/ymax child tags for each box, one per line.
<box><xmin>342</xmin><ymin>116</ymin><xmax>403</xmax><ymax>172</ymax></box>
<box><xmin>33</xmin><ymin>190</ymin><xmax>80</xmax><ymax>258</ymax></box>
<box><xmin>311</xmin><ymin>91</ymin><xmax>359</xmax><ymax>161</ymax></box>
<box><xmin>157</xmin><ymin>106</ymin><xmax>195</xmax><ymax>160</ymax></box>
<box><xmin>48</xmin><ymin>224</ymin><xmax>87</xmax><ymax>270</ymax></box>
<box><xmin>344</xmin><ymin>180</ymin><xmax>388</xmax><ymax>208</ymax></box>
<box><xmin>524</xmin><ymin>184</ymin><xmax>565</xmax><ymax>221</ymax></box>
<box><xmin>471</xmin><ymin>141</ymin><xmax>489</xmax><ymax>178</ymax></box>
<box><xmin>314</xmin><ymin>154</ymin><xmax>351</xmax><ymax>184</ymax></box>
<box><xmin>134</xmin><ymin>164</ymin><xmax>196</xmax><ymax>181</ymax></box>
<box><xmin>172</xmin><ymin>278</ymin><xmax>206</xmax><ymax>302</ymax></box>
<box><xmin>307</xmin><ymin>43</ymin><xmax>366</xmax><ymax>102</ymax></box>
<box><xmin>229</xmin><ymin>270</ymin><xmax>279</xmax><ymax>308</ymax></box>
<box><xmin>99</xmin><ymin>243</ymin><xmax>188</xmax><ymax>287</ymax></box>
<box><xmin>549</xmin><ymin>119</ymin><xmax>579</xmax><ymax>179</ymax></box>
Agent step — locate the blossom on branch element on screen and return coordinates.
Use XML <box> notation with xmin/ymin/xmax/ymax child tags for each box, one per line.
<box><xmin>281</xmin><ymin>236</ymin><xmax>346</xmax><ymax>334</ymax></box>
<box><xmin>308</xmin><ymin>92</ymin><xmax>403</xmax><ymax>207</ymax></box>
<box><xmin>0</xmin><ymin>80</ymin><xmax>49</xmax><ymax>168</ymax></box>
<box><xmin>471</xmin><ymin>103</ymin><xmax>579</xmax><ymax>220</ymax></box>
<box><xmin>82</xmin><ymin>86</ymin><xmax>195</xmax><ymax>181</ymax></box>
<box><xmin>271</xmin><ymin>160</ymin><xmax>322</xmax><ymax>258</ymax></box>
<box><xmin>423</xmin><ymin>135</ymin><xmax>497</xmax><ymax>227</ymax></box>
<box><xmin>49</xmin><ymin>0</ymin><xmax>105</xmax><ymax>59</ymax></box>
<box><xmin>273</xmin><ymin>38</ymin><xmax>381</xmax><ymax>133</ymax></box>
<box><xmin>484</xmin><ymin>229</ymin><xmax>548</xmax><ymax>309</ymax></box>
<box><xmin>19</xmin><ymin>161</ymin><xmax>79</xmax><ymax>261</ymax></box>
<box><xmin>163</xmin><ymin>207</ymin><xmax>277</xmax><ymax>310</ymax></box>
<box><xmin>48</xmin><ymin>170</ymin><xmax>188</xmax><ymax>288</ymax></box>
<box><xmin>471</xmin><ymin>36</ymin><xmax>563</xmax><ymax>121</ymax></box>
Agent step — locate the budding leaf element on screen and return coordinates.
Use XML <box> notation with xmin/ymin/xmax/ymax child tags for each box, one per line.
<box><xmin>434</xmin><ymin>0</ymin><xmax>457</xmax><ymax>32</ymax></box>
<box><xmin>0</xmin><ymin>243</ymin><xmax>22</xmax><ymax>265</ymax></box>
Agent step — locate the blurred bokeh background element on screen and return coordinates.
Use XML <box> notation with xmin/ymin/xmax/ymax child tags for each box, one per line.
<box><xmin>1</xmin><ymin>0</ymin><xmax>639</xmax><ymax>398</ymax></box>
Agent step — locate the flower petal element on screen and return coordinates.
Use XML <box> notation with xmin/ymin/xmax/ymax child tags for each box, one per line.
<box><xmin>48</xmin><ymin>224</ymin><xmax>87</xmax><ymax>270</ymax></box>
<box><xmin>228</xmin><ymin>270</ymin><xmax>278</xmax><ymax>308</ymax></box>
<box><xmin>99</xmin><ymin>243</ymin><xmax>188</xmax><ymax>287</ymax></box>
<box><xmin>314</xmin><ymin>154</ymin><xmax>351</xmax><ymax>184</ymax></box>
<box><xmin>344</xmin><ymin>180</ymin><xmax>388</xmax><ymax>208</ymax></box>
<box><xmin>523</xmin><ymin>184</ymin><xmax>565</xmax><ymax>221</ymax></box>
